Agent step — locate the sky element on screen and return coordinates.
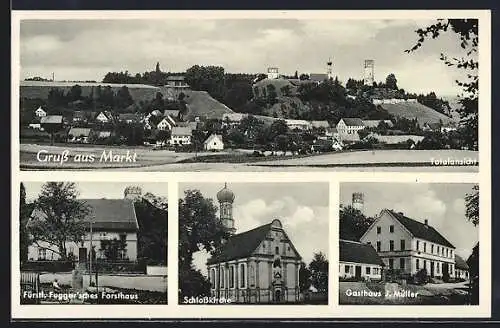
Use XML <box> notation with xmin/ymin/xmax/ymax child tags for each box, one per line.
<box><xmin>19</xmin><ymin>18</ymin><xmax>471</xmax><ymax>97</ymax></box>
<box><xmin>340</xmin><ymin>182</ymin><xmax>479</xmax><ymax>260</ymax></box>
<box><xmin>179</xmin><ymin>182</ymin><xmax>329</xmax><ymax>275</ymax></box>
<box><xmin>22</xmin><ymin>181</ymin><xmax>169</xmax><ymax>202</ymax></box>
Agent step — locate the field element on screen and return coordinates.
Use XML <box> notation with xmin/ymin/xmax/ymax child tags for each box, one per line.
<box><xmin>380</xmin><ymin>102</ymin><xmax>454</xmax><ymax>126</ymax></box>
<box><xmin>20</xmin><ymin>81</ymin><xmax>161</xmax><ymax>102</ymax></box>
<box><xmin>19</xmin><ymin>143</ymin><xmax>479</xmax><ymax>172</ymax></box>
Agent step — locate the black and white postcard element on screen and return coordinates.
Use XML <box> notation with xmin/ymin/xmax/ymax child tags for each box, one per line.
<box><xmin>19</xmin><ymin>181</ymin><xmax>168</xmax><ymax>305</ymax></box>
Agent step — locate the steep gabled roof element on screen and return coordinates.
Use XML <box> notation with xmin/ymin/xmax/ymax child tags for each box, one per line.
<box><xmin>340</xmin><ymin>239</ymin><xmax>384</xmax><ymax>266</ymax></box>
<box><xmin>204</xmin><ymin>134</ymin><xmax>223</xmax><ymax>145</ymax></box>
<box><xmin>171</xmin><ymin>126</ymin><xmax>192</xmax><ymax>136</ymax></box>
<box><xmin>80</xmin><ymin>199</ymin><xmax>139</xmax><ymax>231</ymax></box>
<box><xmin>30</xmin><ymin>199</ymin><xmax>139</xmax><ymax>232</ymax></box>
<box><xmin>340</xmin><ymin>118</ymin><xmax>364</xmax><ymax>126</ymax></box>
<box><xmin>207</xmin><ymin>223</ymin><xmax>272</xmax><ymax>265</ymax></box>
<box><xmin>386</xmin><ymin>210</ymin><xmax>455</xmax><ymax>248</ymax></box>
<box><xmin>455</xmin><ymin>254</ymin><xmax>469</xmax><ymax>270</ymax></box>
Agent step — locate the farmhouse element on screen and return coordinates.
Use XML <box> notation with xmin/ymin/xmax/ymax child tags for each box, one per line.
<box><xmin>95</xmin><ymin>111</ymin><xmax>114</xmax><ymax>124</ymax></box>
<box><xmin>310</xmin><ymin>121</ymin><xmax>330</xmax><ymax>129</ymax></box>
<box><xmin>68</xmin><ymin>127</ymin><xmax>92</xmax><ymax>143</ymax></box>
<box><xmin>72</xmin><ymin>111</ymin><xmax>88</xmax><ymax>124</ymax></box>
<box><xmin>207</xmin><ymin>184</ymin><xmax>302</xmax><ymax>303</ymax></box>
<box><xmin>27</xmin><ymin>187</ymin><xmax>140</xmax><ymax>262</ymax></box>
<box><xmin>170</xmin><ymin>126</ymin><xmax>192</xmax><ymax>145</ymax></box>
<box><xmin>285</xmin><ymin>119</ymin><xmax>312</xmax><ymax>131</ymax></box>
<box><xmin>360</xmin><ymin>209</ymin><xmax>456</xmax><ymax>278</ymax></box>
<box><xmin>40</xmin><ymin>115</ymin><xmax>63</xmax><ymax>125</ymax></box>
<box><xmin>339</xmin><ymin>239</ymin><xmax>384</xmax><ymax>281</ymax></box>
<box><xmin>118</xmin><ymin>113</ymin><xmax>141</xmax><ymax>124</ymax></box>
<box><xmin>157</xmin><ymin>115</ymin><xmax>177</xmax><ymax>131</ymax></box>
<box><xmin>163</xmin><ymin>110</ymin><xmax>180</xmax><ymax>119</ymax></box>
<box><xmin>454</xmin><ymin>255</ymin><xmax>470</xmax><ymax>280</ymax></box>
<box><xmin>35</xmin><ymin>106</ymin><xmax>47</xmax><ymax>118</ymax></box>
<box><xmin>204</xmin><ymin>134</ymin><xmax>224</xmax><ymax>151</ymax></box>
<box><xmin>337</xmin><ymin>118</ymin><xmax>365</xmax><ymax>136</ymax></box>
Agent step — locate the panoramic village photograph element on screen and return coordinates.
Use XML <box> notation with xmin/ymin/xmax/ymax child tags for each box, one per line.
<box><xmin>178</xmin><ymin>182</ymin><xmax>329</xmax><ymax>304</ymax></box>
<box><xmin>19</xmin><ymin>182</ymin><xmax>168</xmax><ymax>304</ymax></box>
<box><xmin>17</xmin><ymin>17</ymin><xmax>479</xmax><ymax>172</ymax></box>
<box><xmin>338</xmin><ymin>182</ymin><xmax>479</xmax><ymax>305</ymax></box>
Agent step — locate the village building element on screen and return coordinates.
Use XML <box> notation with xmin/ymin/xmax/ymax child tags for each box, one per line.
<box><xmin>68</xmin><ymin>127</ymin><xmax>93</xmax><ymax>143</ymax></box>
<box><xmin>118</xmin><ymin>113</ymin><xmax>141</xmax><ymax>124</ymax></box>
<box><xmin>207</xmin><ymin>184</ymin><xmax>302</xmax><ymax>303</ymax></box>
<box><xmin>337</xmin><ymin>118</ymin><xmax>365</xmax><ymax>136</ymax></box>
<box><xmin>203</xmin><ymin>134</ymin><xmax>224</xmax><ymax>151</ymax></box>
<box><xmin>27</xmin><ymin>187</ymin><xmax>140</xmax><ymax>262</ymax></box>
<box><xmin>454</xmin><ymin>255</ymin><xmax>470</xmax><ymax>280</ymax></box>
<box><xmin>163</xmin><ymin>110</ymin><xmax>181</xmax><ymax>120</ymax></box>
<box><xmin>285</xmin><ymin>119</ymin><xmax>312</xmax><ymax>131</ymax></box>
<box><xmin>95</xmin><ymin>111</ymin><xmax>114</xmax><ymax>124</ymax></box>
<box><xmin>35</xmin><ymin>106</ymin><xmax>47</xmax><ymax>118</ymax></box>
<box><xmin>169</xmin><ymin>126</ymin><xmax>192</xmax><ymax>145</ymax></box>
<box><xmin>310</xmin><ymin>120</ymin><xmax>330</xmax><ymax>129</ymax></box>
<box><xmin>360</xmin><ymin>209</ymin><xmax>456</xmax><ymax>278</ymax></box>
<box><xmin>157</xmin><ymin>115</ymin><xmax>177</xmax><ymax>131</ymax></box>
<box><xmin>422</xmin><ymin>122</ymin><xmax>442</xmax><ymax>132</ymax></box>
<box><xmin>165</xmin><ymin>75</ymin><xmax>189</xmax><ymax>88</ymax></box>
<box><xmin>339</xmin><ymin>239</ymin><xmax>384</xmax><ymax>281</ymax></box>
<box><xmin>72</xmin><ymin>111</ymin><xmax>88</xmax><ymax>124</ymax></box>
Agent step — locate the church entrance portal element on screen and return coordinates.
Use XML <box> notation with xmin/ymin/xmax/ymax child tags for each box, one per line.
<box><xmin>274</xmin><ymin>289</ymin><xmax>282</xmax><ymax>303</ymax></box>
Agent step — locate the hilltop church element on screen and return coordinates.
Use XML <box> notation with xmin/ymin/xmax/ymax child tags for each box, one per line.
<box><xmin>206</xmin><ymin>184</ymin><xmax>303</xmax><ymax>303</ymax></box>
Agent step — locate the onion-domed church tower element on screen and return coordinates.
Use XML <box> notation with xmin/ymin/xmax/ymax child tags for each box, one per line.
<box><xmin>217</xmin><ymin>183</ymin><xmax>236</xmax><ymax>235</ymax></box>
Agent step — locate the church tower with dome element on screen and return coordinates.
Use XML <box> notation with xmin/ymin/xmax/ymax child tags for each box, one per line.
<box><xmin>217</xmin><ymin>183</ymin><xmax>236</xmax><ymax>235</ymax></box>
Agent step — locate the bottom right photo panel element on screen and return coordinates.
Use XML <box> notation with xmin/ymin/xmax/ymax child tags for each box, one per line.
<box><xmin>338</xmin><ymin>182</ymin><xmax>479</xmax><ymax>306</ymax></box>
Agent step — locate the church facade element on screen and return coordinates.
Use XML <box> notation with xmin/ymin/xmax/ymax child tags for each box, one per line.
<box><xmin>207</xmin><ymin>184</ymin><xmax>302</xmax><ymax>304</ymax></box>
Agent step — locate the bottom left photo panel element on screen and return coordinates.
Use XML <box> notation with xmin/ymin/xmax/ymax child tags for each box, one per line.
<box><xmin>18</xmin><ymin>181</ymin><xmax>168</xmax><ymax>305</ymax></box>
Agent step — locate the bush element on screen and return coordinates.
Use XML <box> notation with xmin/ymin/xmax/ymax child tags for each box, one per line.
<box><xmin>413</xmin><ymin>268</ymin><xmax>429</xmax><ymax>285</ymax></box>
<box><xmin>94</xmin><ymin>260</ymin><xmax>145</xmax><ymax>274</ymax></box>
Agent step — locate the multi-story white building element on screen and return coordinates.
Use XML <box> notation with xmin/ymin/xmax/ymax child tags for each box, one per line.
<box><xmin>360</xmin><ymin>209</ymin><xmax>456</xmax><ymax>278</ymax></box>
<box><xmin>337</xmin><ymin>118</ymin><xmax>365</xmax><ymax>136</ymax></box>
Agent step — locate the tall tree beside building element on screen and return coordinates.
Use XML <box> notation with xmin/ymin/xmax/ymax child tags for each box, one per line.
<box><xmin>339</xmin><ymin>205</ymin><xmax>375</xmax><ymax>241</ymax></box>
<box><xmin>185</xmin><ymin>65</ymin><xmax>225</xmax><ymax>100</ymax></box>
<box><xmin>178</xmin><ymin>190</ymin><xmax>229</xmax><ymax>298</ymax></box>
<box><xmin>309</xmin><ymin>252</ymin><xmax>328</xmax><ymax>293</ymax></box>
<box><xmin>20</xmin><ymin>183</ymin><xmax>32</xmax><ymax>264</ymax></box>
<box><xmin>299</xmin><ymin>261</ymin><xmax>312</xmax><ymax>292</ymax></box>
<box><xmin>406</xmin><ymin>19</ymin><xmax>478</xmax><ymax>150</ymax></box>
<box><xmin>27</xmin><ymin>182</ymin><xmax>90</xmax><ymax>261</ymax></box>
<box><xmin>385</xmin><ymin>73</ymin><xmax>398</xmax><ymax>90</ymax></box>
<box><xmin>465</xmin><ymin>184</ymin><xmax>479</xmax><ymax>227</ymax></box>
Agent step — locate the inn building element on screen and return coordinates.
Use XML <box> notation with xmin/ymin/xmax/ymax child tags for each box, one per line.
<box><xmin>207</xmin><ymin>184</ymin><xmax>302</xmax><ymax>303</ymax></box>
<box><xmin>360</xmin><ymin>209</ymin><xmax>456</xmax><ymax>278</ymax></box>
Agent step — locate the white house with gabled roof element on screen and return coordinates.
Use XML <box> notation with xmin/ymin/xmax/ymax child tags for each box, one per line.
<box><xmin>360</xmin><ymin>209</ymin><xmax>456</xmax><ymax>278</ymax></box>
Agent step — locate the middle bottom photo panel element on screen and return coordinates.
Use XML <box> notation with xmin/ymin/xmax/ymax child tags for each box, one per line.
<box><xmin>178</xmin><ymin>181</ymin><xmax>330</xmax><ymax>305</ymax></box>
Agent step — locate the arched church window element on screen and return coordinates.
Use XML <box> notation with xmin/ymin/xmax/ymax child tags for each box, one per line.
<box><xmin>275</xmin><ymin>246</ymin><xmax>279</xmax><ymax>255</ymax></box>
<box><xmin>220</xmin><ymin>267</ymin><xmax>225</xmax><ymax>288</ymax></box>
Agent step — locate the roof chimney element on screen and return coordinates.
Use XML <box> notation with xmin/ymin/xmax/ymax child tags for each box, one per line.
<box><xmin>424</xmin><ymin>219</ymin><xmax>429</xmax><ymax>226</ymax></box>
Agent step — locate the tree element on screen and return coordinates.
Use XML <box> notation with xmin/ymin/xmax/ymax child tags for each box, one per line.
<box><xmin>134</xmin><ymin>197</ymin><xmax>168</xmax><ymax>265</ymax></box>
<box><xmin>20</xmin><ymin>183</ymin><xmax>33</xmax><ymax>263</ymax></box>
<box><xmin>309</xmin><ymin>252</ymin><xmax>328</xmax><ymax>293</ymax></box>
<box><xmin>179</xmin><ymin>264</ymin><xmax>212</xmax><ymax>299</ymax></box>
<box><xmin>385</xmin><ymin>73</ymin><xmax>398</xmax><ymax>90</ymax></box>
<box><xmin>27</xmin><ymin>182</ymin><xmax>90</xmax><ymax>261</ymax></box>
<box><xmin>266</xmin><ymin>84</ymin><xmax>278</xmax><ymax>103</ymax></box>
<box><xmin>115</xmin><ymin>86</ymin><xmax>134</xmax><ymax>110</ymax></box>
<box><xmin>178</xmin><ymin>190</ymin><xmax>229</xmax><ymax>269</ymax></box>
<box><xmin>406</xmin><ymin>19</ymin><xmax>478</xmax><ymax>150</ymax></box>
<box><xmin>269</xmin><ymin>119</ymin><xmax>288</xmax><ymax>140</ymax></box>
<box><xmin>465</xmin><ymin>185</ymin><xmax>479</xmax><ymax>227</ymax></box>
<box><xmin>67</xmin><ymin>85</ymin><xmax>83</xmax><ymax>102</ymax></box>
<box><xmin>339</xmin><ymin>205</ymin><xmax>375</xmax><ymax>241</ymax></box>
<box><xmin>299</xmin><ymin>261</ymin><xmax>311</xmax><ymax>292</ymax></box>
